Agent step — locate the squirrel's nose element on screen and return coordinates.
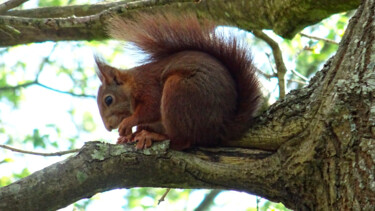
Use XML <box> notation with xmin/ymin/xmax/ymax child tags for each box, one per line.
<box><xmin>105</xmin><ymin>123</ymin><xmax>113</xmax><ymax>131</ymax></box>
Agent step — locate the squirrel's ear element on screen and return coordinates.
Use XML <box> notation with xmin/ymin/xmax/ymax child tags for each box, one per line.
<box><xmin>94</xmin><ymin>55</ymin><xmax>122</xmax><ymax>85</ymax></box>
<box><xmin>94</xmin><ymin>55</ymin><xmax>107</xmax><ymax>83</ymax></box>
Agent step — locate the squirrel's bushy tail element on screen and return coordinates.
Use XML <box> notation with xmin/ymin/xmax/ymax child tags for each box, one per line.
<box><xmin>108</xmin><ymin>13</ymin><xmax>261</xmax><ymax>141</ymax></box>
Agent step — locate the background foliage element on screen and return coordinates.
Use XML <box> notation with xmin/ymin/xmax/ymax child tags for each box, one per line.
<box><xmin>0</xmin><ymin>0</ymin><xmax>351</xmax><ymax>210</ymax></box>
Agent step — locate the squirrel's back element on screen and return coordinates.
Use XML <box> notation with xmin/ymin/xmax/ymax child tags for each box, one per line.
<box><xmin>108</xmin><ymin>13</ymin><xmax>261</xmax><ymax>144</ymax></box>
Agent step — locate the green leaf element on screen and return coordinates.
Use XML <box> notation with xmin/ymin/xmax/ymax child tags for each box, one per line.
<box><xmin>24</xmin><ymin>129</ymin><xmax>49</xmax><ymax>148</ymax></box>
<box><xmin>3</xmin><ymin>158</ymin><xmax>14</xmax><ymax>163</ymax></box>
<box><xmin>38</xmin><ymin>0</ymin><xmax>66</xmax><ymax>7</ymax></box>
<box><xmin>46</xmin><ymin>124</ymin><xmax>61</xmax><ymax>137</ymax></box>
<box><xmin>0</xmin><ymin>176</ymin><xmax>12</xmax><ymax>187</ymax></box>
<box><xmin>12</xmin><ymin>168</ymin><xmax>31</xmax><ymax>180</ymax></box>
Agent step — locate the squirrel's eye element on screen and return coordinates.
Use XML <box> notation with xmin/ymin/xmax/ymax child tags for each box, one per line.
<box><xmin>104</xmin><ymin>95</ymin><xmax>113</xmax><ymax>106</ymax></box>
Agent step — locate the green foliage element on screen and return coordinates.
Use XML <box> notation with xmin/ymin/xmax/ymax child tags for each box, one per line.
<box><xmin>260</xmin><ymin>200</ymin><xmax>291</xmax><ymax>211</ymax></box>
<box><xmin>0</xmin><ymin>168</ymin><xmax>30</xmax><ymax>187</ymax></box>
<box><xmin>38</xmin><ymin>0</ymin><xmax>66</xmax><ymax>7</ymax></box>
<box><xmin>73</xmin><ymin>197</ymin><xmax>95</xmax><ymax>210</ymax></box>
<box><xmin>24</xmin><ymin>129</ymin><xmax>49</xmax><ymax>148</ymax></box>
<box><xmin>12</xmin><ymin>168</ymin><xmax>31</xmax><ymax>180</ymax></box>
<box><xmin>46</xmin><ymin>123</ymin><xmax>61</xmax><ymax>135</ymax></box>
<box><xmin>82</xmin><ymin>112</ymin><xmax>96</xmax><ymax>132</ymax></box>
<box><xmin>125</xmin><ymin>188</ymin><xmax>192</xmax><ymax>209</ymax></box>
<box><xmin>0</xmin><ymin>176</ymin><xmax>12</xmax><ymax>187</ymax></box>
<box><xmin>38</xmin><ymin>0</ymin><xmax>81</xmax><ymax>7</ymax></box>
<box><xmin>282</xmin><ymin>12</ymin><xmax>351</xmax><ymax>85</ymax></box>
<box><xmin>0</xmin><ymin>158</ymin><xmax>14</xmax><ymax>165</ymax></box>
<box><xmin>0</xmin><ymin>63</ymin><xmax>24</xmax><ymax>107</ymax></box>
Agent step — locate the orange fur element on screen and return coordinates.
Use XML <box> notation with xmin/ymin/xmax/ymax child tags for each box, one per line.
<box><xmin>96</xmin><ymin>13</ymin><xmax>261</xmax><ymax>150</ymax></box>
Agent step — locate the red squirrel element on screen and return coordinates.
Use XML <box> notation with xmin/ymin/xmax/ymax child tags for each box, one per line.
<box><xmin>96</xmin><ymin>13</ymin><xmax>261</xmax><ymax>150</ymax></box>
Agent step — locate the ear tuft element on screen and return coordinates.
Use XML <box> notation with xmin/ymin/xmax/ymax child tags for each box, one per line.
<box><xmin>94</xmin><ymin>54</ymin><xmax>105</xmax><ymax>83</ymax></box>
<box><xmin>94</xmin><ymin>55</ymin><xmax>120</xmax><ymax>85</ymax></box>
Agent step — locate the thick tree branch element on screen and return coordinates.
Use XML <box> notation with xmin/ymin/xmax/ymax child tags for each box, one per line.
<box><xmin>0</xmin><ymin>0</ymin><xmax>360</xmax><ymax>47</ymax></box>
<box><xmin>0</xmin><ymin>141</ymin><xmax>276</xmax><ymax>210</ymax></box>
<box><xmin>0</xmin><ymin>0</ymin><xmax>196</xmax><ymax>47</ymax></box>
<box><xmin>2</xmin><ymin>0</ymin><xmax>133</xmax><ymax>18</ymax></box>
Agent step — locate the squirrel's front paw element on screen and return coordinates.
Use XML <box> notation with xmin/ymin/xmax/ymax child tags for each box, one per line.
<box><xmin>117</xmin><ymin>133</ymin><xmax>136</xmax><ymax>144</ymax></box>
<box><xmin>117</xmin><ymin>136</ymin><xmax>128</xmax><ymax>144</ymax></box>
<box><xmin>118</xmin><ymin>121</ymin><xmax>133</xmax><ymax>137</ymax></box>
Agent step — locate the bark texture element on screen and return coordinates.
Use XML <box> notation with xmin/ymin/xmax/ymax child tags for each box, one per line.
<box><xmin>0</xmin><ymin>141</ymin><xmax>275</xmax><ymax>210</ymax></box>
<box><xmin>0</xmin><ymin>0</ymin><xmax>359</xmax><ymax>47</ymax></box>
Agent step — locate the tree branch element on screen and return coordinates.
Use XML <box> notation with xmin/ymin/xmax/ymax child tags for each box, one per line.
<box><xmin>158</xmin><ymin>188</ymin><xmax>171</xmax><ymax>204</ymax></box>
<box><xmin>0</xmin><ymin>144</ymin><xmax>79</xmax><ymax>156</ymax></box>
<box><xmin>0</xmin><ymin>43</ymin><xmax>95</xmax><ymax>99</ymax></box>
<box><xmin>0</xmin><ymin>141</ymin><xmax>277</xmax><ymax>210</ymax></box>
<box><xmin>252</xmin><ymin>30</ymin><xmax>287</xmax><ymax>99</ymax></box>
<box><xmin>0</xmin><ymin>0</ymin><xmax>360</xmax><ymax>47</ymax></box>
<box><xmin>300</xmin><ymin>32</ymin><xmax>339</xmax><ymax>45</ymax></box>
<box><xmin>0</xmin><ymin>80</ymin><xmax>96</xmax><ymax>98</ymax></box>
<box><xmin>2</xmin><ymin>0</ymin><xmax>133</xmax><ymax>18</ymax></box>
<box><xmin>290</xmin><ymin>68</ymin><xmax>308</xmax><ymax>82</ymax></box>
<box><xmin>0</xmin><ymin>0</ymin><xmax>29</xmax><ymax>14</ymax></box>
<box><xmin>0</xmin><ymin>0</ymin><xmax>196</xmax><ymax>47</ymax></box>
<box><xmin>194</xmin><ymin>189</ymin><xmax>222</xmax><ymax>211</ymax></box>
<box><xmin>35</xmin><ymin>83</ymin><xmax>96</xmax><ymax>98</ymax></box>
<box><xmin>0</xmin><ymin>81</ymin><xmax>35</xmax><ymax>91</ymax></box>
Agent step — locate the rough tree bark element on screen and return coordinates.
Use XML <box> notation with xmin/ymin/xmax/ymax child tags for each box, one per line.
<box><xmin>0</xmin><ymin>0</ymin><xmax>374</xmax><ymax>210</ymax></box>
<box><xmin>0</xmin><ymin>0</ymin><xmax>359</xmax><ymax>47</ymax></box>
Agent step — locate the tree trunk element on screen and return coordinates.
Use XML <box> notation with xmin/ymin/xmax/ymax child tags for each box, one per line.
<box><xmin>273</xmin><ymin>0</ymin><xmax>375</xmax><ymax>208</ymax></box>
